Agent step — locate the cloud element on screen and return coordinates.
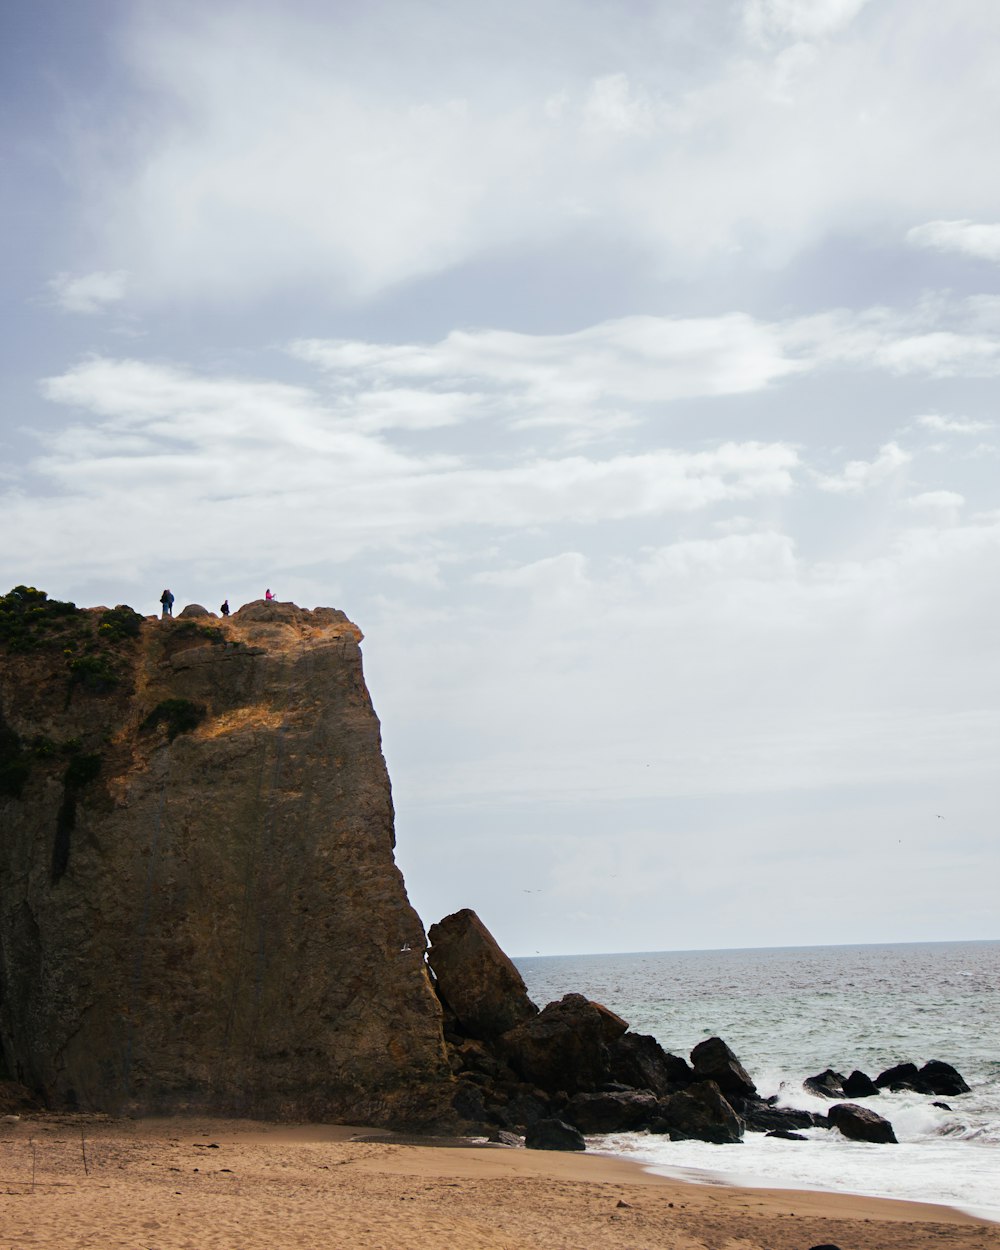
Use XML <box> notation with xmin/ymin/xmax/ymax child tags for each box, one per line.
<box><xmin>917</xmin><ymin>413</ymin><xmax>993</xmax><ymax>434</ymax></box>
<box><xmin>744</xmin><ymin>0</ymin><xmax>872</xmax><ymax>42</ymax></box>
<box><xmin>47</xmin><ymin>270</ymin><xmax>128</xmax><ymax>315</ymax></box>
<box><xmin>907</xmin><ymin>219</ymin><xmax>1000</xmax><ymax>263</ymax></box>
<box><xmin>45</xmin><ymin>2</ymin><xmax>1000</xmax><ymax>307</ymax></box>
<box><xmin>22</xmin><ymin>355</ymin><xmax>801</xmax><ymax>583</ymax></box>
<box><xmin>904</xmin><ymin>490</ymin><xmax>964</xmax><ymax>523</ymax></box>
<box><xmin>815</xmin><ymin>442</ymin><xmax>910</xmax><ymax>493</ymax></box>
<box><xmin>291</xmin><ymin>313</ymin><xmax>804</xmax><ymax>426</ymax></box>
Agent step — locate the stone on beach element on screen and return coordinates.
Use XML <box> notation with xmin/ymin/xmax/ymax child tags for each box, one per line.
<box><xmin>828</xmin><ymin>1102</ymin><xmax>897</xmax><ymax>1144</ymax></box>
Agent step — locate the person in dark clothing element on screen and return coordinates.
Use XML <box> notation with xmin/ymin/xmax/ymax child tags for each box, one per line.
<box><xmin>220</xmin><ymin>599</ymin><xmax>230</xmax><ymax>616</ymax></box>
<box><xmin>160</xmin><ymin>589</ymin><xmax>174</xmax><ymax>618</ymax></box>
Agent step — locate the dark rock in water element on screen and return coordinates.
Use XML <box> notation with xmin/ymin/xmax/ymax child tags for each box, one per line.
<box><xmin>524</xmin><ymin>1118</ymin><xmax>586</xmax><ymax>1151</ymax></box>
<box><xmin>766</xmin><ymin>1129</ymin><xmax>808</xmax><ymax>1140</ymax></box>
<box><xmin>841</xmin><ymin>1070</ymin><xmax>880</xmax><ymax>1098</ymax></box>
<box><xmin>917</xmin><ymin>1060</ymin><xmax>970</xmax><ymax>1096</ymax></box>
<box><xmin>563</xmin><ymin>1090</ymin><xmax>658</xmax><ymax>1133</ymax></box>
<box><xmin>804</xmin><ymin>1069</ymin><xmax>847</xmax><ymax>1099</ymax></box>
<box><xmin>932</xmin><ymin>1101</ymin><xmax>952</xmax><ymax>1111</ymax></box>
<box><xmin>428</xmin><ymin>909</ymin><xmax>538</xmax><ymax>1041</ymax></box>
<box><xmin>690</xmin><ymin>1037</ymin><xmax>757</xmax><ymax>1101</ymax></box>
<box><xmin>741</xmin><ymin>1101</ymin><xmax>824</xmax><ymax>1133</ymax></box>
<box><xmin>488</xmin><ymin>1129</ymin><xmax>523</xmax><ymax>1146</ymax></box>
<box><xmin>608</xmin><ymin>1032</ymin><xmax>693</xmax><ymax>1097</ymax></box>
<box><xmin>828</xmin><ymin>1102</ymin><xmax>897</xmax><ymax>1144</ymax></box>
<box><xmin>874</xmin><ymin>1062</ymin><xmax>920</xmax><ymax>1091</ymax></box>
<box><xmin>498</xmin><ymin>993</ymin><xmax>628</xmax><ymax>1095</ymax></box>
<box><xmin>653</xmin><ymin>1079</ymin><xmax>744</xmax><ymax>1144</ymax></box>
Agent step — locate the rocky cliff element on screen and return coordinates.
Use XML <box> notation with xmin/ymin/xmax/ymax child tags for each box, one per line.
<box><xmin>0</xmin><ymin>590</ymin><xmax>452</xmax><ymax>1125</ymax></box>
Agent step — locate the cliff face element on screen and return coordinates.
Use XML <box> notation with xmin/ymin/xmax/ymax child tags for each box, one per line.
<box><xmin>0</xmin><ymin>593</ymin><xmax>452</xmax><ymax>1125</ymax></box>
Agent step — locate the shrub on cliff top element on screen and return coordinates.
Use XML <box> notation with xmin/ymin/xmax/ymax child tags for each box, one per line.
<box><xmin>98</xmin><ymin>604</ymin><xmax>143</xmax><ymax>643</ymax></box>
<box><xmin>0</xmin><ymin>586</ymin><xmax>81</xmax><ymax>651</ymax></box>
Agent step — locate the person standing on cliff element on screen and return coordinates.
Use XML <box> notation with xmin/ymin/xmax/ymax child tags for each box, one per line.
<box><xmin>265</xmin><ymin>588</ymin><xmax>274</xmax><ymax>601</ymax></box>
<box><xmin>160</xmin><ymin>589</ymin><xmax>174</xmax><ymax>618</ymax></box>
<box><xmin>220</xmin><ymin>599</ymin><xmax>230</xmax><ymax>616</ymax></box>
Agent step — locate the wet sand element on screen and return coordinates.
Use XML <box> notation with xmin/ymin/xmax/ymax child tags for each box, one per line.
<box><xmin>1</xmin><ymin>1115</ymin><xmax>996</xmax><ymax>1250</ymax></box>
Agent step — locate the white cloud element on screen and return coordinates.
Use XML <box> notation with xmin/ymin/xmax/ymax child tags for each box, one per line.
<box><xmin>917</xmin><ymin>413</ymin><xmax>993</xmax><ymax>435</ymax></box>
<box><xmin>47</xmin><ymin>270</ymin><xmax>128</xmax><ymax>315</ymax></box>
<box><xmin>24</xmin><ymin>356</ymin><xmax>801</xmax><ymax>580</ymax></box>
<box><xmin>744</xmin><ymin>0</ymin><xmax>872</xmax><ymax>42</ymax></box>
<box><xmin>49</xmin><ymin>3</ymin><xmax>1000</xmax><ymax>306</ymax></box>
<box><xmin>292</xmin><ymin>313</ymin><xmax>804</xmax><ymax>425</ymax></box>
<box><xmin>815</xmin><ymin>442</ymin><xmax>910</xmax><ymax>493</ymax></box>
<box><xmin>904</xmin><ymin>490</ymin><xmax>965</xmax><ymax>523</ymax></box>
<box><xmin>907</xmin><ymin>219</ymin><xmax>1000</xmax><ymax>263</ymax></box>
<box><xmin>582</xmin><ymin>74</ymin><xmax>654</xmax><ymax>136</ymax></box>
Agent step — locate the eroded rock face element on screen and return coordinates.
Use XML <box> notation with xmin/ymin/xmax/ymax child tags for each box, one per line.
<box><xmin>0</xmin><ymin>598</ymin><xmax>452</xmax><ymax>1125</ymax></box>
<box><xmin>427</xmin><ymin>908</ymin><xmax>538</xmax><ymax>1040</ymax></box>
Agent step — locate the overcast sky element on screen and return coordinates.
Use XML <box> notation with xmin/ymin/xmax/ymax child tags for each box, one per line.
<box><xmin>3</xmin><ymin>0</ymin><xmax>999</xmax><ymax>956</ymax></box>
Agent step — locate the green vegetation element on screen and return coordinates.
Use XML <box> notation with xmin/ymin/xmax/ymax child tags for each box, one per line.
<box><xmin>141</xmin><ymin>698</ymin><xmax>206</xmax><ymax>742</ymax></box>
<box><xmin>1</xmin><ymin>586</ymin><xmax>150</xmax><ymax>702</ymax></box>
<box><xmin>98</xmin><ymin>604</ymin><xmax>144</xmax><ymax>643</ymax></box>
<box><xmin>172</xmin><ymin>620</ymin><xmax>227</xmax><ymax>645</ymax></box>
<box><xmin>67</xmin><ymin>652</ymin><xmax>121</xmax><ymax>693</ymax></box>
<box><xmin>0</xmin><ymin>586</ymin><xmax>81</xmax><ymax>652</ymax></box>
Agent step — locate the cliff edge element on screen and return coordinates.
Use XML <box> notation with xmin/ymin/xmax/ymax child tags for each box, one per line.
<box><xmin>0</xmin><ymin>590</ymin><xmax>452</xmax><ymax>1125</ymax></box>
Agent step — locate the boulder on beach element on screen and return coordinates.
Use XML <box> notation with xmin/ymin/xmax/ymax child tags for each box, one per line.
<box><xmin>608</xmin><ymin>1032</ymin><xmax>693</xmax><ymax>1097</ymax></box>
<box><xmin>427</xmin><ymin>909</ymin><xmax>538</xmax><ymax>1040</ymax></box>
<box><xmin>741</xmin><ymin>1101</ymin><xmax>824</xmax><ymax>1133</ymax></box>
<box><xmin>563</xmin><ymin>1090</ymin><xmax>658</xmax><ymax>1133</ymax></box>
<box><xmin>690</xmin><ymin>1037</ymin><xmax>757</xmax><ymax>1101</ymax></box>
<box><xmin>828</xmin><ymin>1102</ymin><xmax>897</xmax><ymax>1144</ymax></box>
<box><xmin>917</xmin><ymin>1060</ymin><xmax>970</xmax><ymax>1096</ymax></box>
<box><xmin>524</xmin><ymin>1118</ymin><xmax>586</xmax><ymax>1151</ymax></box>
<box><xmin>804</xmin><ymin>1069</ymin><xmax>847</xmax><ymax>1099</ymax></box>
<box><xmin>653</xmin><ymin>1079</ymin><xmax>744</xmax><ymax>1144</ymax></box>
<box><xmin>874</xmin><ymin>1062</ymin><xmax>920</xmax><ymax>1091</ymax></box>
<box><xmin>841</xmin><ymin>1070</ymin><xmax>880</xmax><ymax>1098</ymax></box>
<box><xmin>498</xmin><ymin>993</ymin><xmax>628</xmax><ymax>1095</ymax></box>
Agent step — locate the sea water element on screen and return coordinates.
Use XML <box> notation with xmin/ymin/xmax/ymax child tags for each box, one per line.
<box><xmin>514</xmin><ymin>941</ymin><xmax>1000</xmax><ymax>1221</ymax></box>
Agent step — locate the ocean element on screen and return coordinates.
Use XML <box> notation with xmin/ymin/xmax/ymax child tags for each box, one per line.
<box><xmin>514</xmin><ymin>940</ymin><xmax>1000</xmax><ymax>1221</ymax></box>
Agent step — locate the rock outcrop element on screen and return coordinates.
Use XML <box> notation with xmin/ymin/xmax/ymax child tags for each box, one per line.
<box><xmin>828</xmin><ymin>1102</ymin><xmax>897</xmax><ymax>1144</ymax></box>
<box><xmin>653</xmin><ymin>1079</ymin><xmax>744</xmax><ymax>1144</ymax></box>
<box><xmin>427</xmin><ymin>908</ymin><xmax>538</xmax><ymax>1039</ymax></box>
<box><xmin>0</xmin><ymin>591</ymin><xmax>452</xmax><ymax>1125</ymax></box>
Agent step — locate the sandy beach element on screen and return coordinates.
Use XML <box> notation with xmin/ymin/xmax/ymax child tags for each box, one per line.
<box><xmin>0</xmin><ymin>1116</ymin><xmax>996</xmax><ymax>1250</ymax></box>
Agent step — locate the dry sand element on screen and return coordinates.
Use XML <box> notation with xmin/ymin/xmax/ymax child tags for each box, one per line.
<box><xmin>1</xmin><ymin>1115</ymin><xmax>996</xmax><ymax>1250</ymax></box>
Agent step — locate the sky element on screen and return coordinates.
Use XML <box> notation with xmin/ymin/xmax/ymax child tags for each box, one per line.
<box><xmin>2</xmin><ymin>0</ymin><xmax>999</xmax><ymax>957</ymax></box>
